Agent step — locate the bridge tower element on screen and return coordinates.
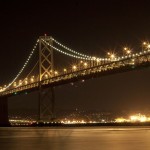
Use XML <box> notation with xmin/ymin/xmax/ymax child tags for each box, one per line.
<box><xmin>38</xmin><ymin>35</ymin><xmax>55</xmax><ymax>122</ymax></box>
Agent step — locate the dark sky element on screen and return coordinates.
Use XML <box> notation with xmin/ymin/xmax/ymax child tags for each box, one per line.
<box><xmin>1</xmin><ymin>0</ymin><xmax>150</xmax><ymax>114</ymax></box>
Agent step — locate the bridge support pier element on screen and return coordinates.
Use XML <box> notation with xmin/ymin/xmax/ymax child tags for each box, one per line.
<box><xmin>38</xmin><ymin>87</ymin><xmax>55</xmax><ymax>122</ymax></box>
<box><xmin>0</xmin><ymin>97</ymin><xmax>10</xmax><ymax>126</ymax></box>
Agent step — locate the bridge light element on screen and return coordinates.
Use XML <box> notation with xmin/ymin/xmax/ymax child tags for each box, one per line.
<box><xmin>72</xmin><ymin>65</ymin><xmax>77</xmax><ymax>71</ymax></box>
<box><xmin>63</xmin><ymin>68</ymin><xmax>67</xmax><ymax>72</ymax></box>
<box><xmin>84</xmin><ymin>62</ymin><xmax>88</xmax><ymax>67</ymax></box>
<box><xmin>54</xmin><ymin>71</ymin><xmax>58</xmax><ymax>75</ymax></box>
<box><xmin>14</xmin><ymin>92</ymin><xmax>17</xmax><ymax>95</ymax></box>
<box><xmin>92</xmin><ymin>57</ymin><xmax>96</xmax><ymax>60</ymax></box>
<box><xmin>147</xmin><ymin>44</ymin><xmax>150</xmax><ymax>49</ymax></box>
<box><xmin>31</xmin><ymin>78</ymin><xmax>34</xmax><ymax>82</ymax></box>
<box><xmin>96</xmin><ymin>58</ymin><xmax>100</xmax><ymax>62</ymax></box>
<box><xmin>123</xmin><ymin>47</ymin><xmax>132</xmax><ymax>55</ymax></box>
<box><xmin>25</xmin><ymin>80</ymin><xmax>28</xmax><ymax>85</ymax></box>
<box><xmin>124</xmin><ymin>47</ymin><xmax>127</xmax><ymax>51</ymax></box>
<box><xmin>13</xmin><ymin>82</ymin><xmax>17</xmax><ymax>87</ymax></box>
<box><xmin>108</xmin><ymin>53</ymin><xmax>115</xmax><ymax>59</ymax></box>
<box><xmin>50</xmin><ymin>70</ymin><xmax>53</xmax><ymax>73</ymax></box>
<box><xmin>111</xmin><ymin>54</ymin><xmax>115</xmax><ymax>59</ymax></box>
<box><xmin>45</xmin><ymin>74</ymin><xmax>48</xmax><ymax>78</ymax></box>
<box><xmin>142</xmin><ymin>41</ymin><xmax>150</xmax><ymax>50</ymax></box>
<box><xmin>126</xmin><ymin>50</ymin><xmax>131</xmax><ymax>54</ymax></box>
<box><xmin>107</xmin><ymin>52</ymin><xmax>116</xmax><ymax>59</ymax></box>
<box><xmin>18</xmin><ymin>80</ymin><xmax>22</xmax><ymax>86</ymax></box>
<box><xmin>49</xmin><ymin>70</ymin><xmax>53</xmax><ymax>77</ymax></box>
<box><xmin>30</xmin><ymin>76</ymin><xmax>34</xmax><ymax>82</ymax></box>
<box><xmin>143</xmin><ymin>42</ymin><xmax>147</xmax><ymax>45</ymax></box>
<box><xmin>0</xmin><ymin>86</ymin><xmax>3</xmax><ymax>92</ymax></box>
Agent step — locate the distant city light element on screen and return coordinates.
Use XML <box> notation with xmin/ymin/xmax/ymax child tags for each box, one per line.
<box><xmin>115</xmin><ymin>113</ymin><xmax>150</xmax><ymax>123</ymax></box>
<box><xmin>115</xmin><ymin>117</ymin><xmax>127</xmax><ymax>123</ymax></box>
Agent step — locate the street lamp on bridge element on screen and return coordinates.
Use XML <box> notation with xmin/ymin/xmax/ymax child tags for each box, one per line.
<box><xmin>123</xmin><ymin>47</ymin><xmax>132</xmax><ymax>55</ymax></box>
<box><xmin>142</xmin><ymin>41</ymin><xmax>150</xmax><ymax>51</ymax></box>
<box><xmin>72</xmin><ymin>65</ymin><xmax>77</xmax><ymax>71</ymax></box>
<box><xmin>107</xmin><ymin>52</ymin><xmax>116</xmax><ymax>61</ymax></box>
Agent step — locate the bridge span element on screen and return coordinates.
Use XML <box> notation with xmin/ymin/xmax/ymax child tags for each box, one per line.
<box><xmin>1</xmin><ymin>35</ymin><xmax>150</xmax><ymax>126</ymax></box>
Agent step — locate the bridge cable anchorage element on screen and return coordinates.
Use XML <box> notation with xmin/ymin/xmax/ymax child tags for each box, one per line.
<box><xmin>42</xmin><ymin>39</ymin><xmax>106</xmax><ymax>61</ymax></box>
<box><xmin>3</xmin><ymin>39</ymin><xmax>39</xmax><ymax>91</ymax></box>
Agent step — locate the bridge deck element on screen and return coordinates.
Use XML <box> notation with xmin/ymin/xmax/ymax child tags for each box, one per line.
<box><xmin>0</xmin><ymin>52</ymin><xmax>150</xmax><ymax>98</ymax></box>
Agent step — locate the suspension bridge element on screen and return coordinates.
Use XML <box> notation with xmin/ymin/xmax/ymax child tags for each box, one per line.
<box><xmin>0</xmin><ymin>35</ymin><xmax>150</xmax><ymax>126</ymax></box>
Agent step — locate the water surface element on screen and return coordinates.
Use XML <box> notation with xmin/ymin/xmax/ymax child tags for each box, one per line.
<box><xmin>0</xmin><ymin>127</ymin><xmax>150</xmax><ymax>150</ymax></box>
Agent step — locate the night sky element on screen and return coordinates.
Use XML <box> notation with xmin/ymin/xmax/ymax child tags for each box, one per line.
<box><xmin>1</xmin><ymin>0</ymin><xmax>150</xmax><ymax>114</ymax></box>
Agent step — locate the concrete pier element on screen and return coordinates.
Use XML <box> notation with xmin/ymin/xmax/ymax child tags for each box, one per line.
<box><xmin>0</xmin><ymin>96</ymin><xmax>10</xmax><ymax>126</ymax></box>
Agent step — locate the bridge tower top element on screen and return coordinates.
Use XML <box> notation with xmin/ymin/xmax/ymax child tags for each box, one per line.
<box><xmin>39</xmin><ymin>35</ymin><xmax>54</xmax><ymax>81</ymax></box>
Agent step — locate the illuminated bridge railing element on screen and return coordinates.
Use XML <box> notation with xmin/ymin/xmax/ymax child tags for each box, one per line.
<box><xmin>1</xmin><ymin>51</ymin><xmax>150</xmax><ymax>97</ymax></box>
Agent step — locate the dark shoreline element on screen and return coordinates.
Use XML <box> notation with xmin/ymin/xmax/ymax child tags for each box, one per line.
<box><xmin>1</xmin><ymin>122</ymin><xmax>150</xmax><ymax>127</ymax></box>
<box><xmin>31</xmin><ymin>122</ymin><xmax>150</xmax><ymax>127</ymax></box>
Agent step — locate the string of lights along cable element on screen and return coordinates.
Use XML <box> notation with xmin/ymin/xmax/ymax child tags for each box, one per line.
<box><xmin>52</xmin><ymin>38</ymin><xmax>92</xmax><ymax>59</ymax></box>
<box><xmin>1</xmin><ymin>35</ymin><xmax>150</xmax><ymax>95</ymax></box>
<box><xmin>52</xmin><ymin>38</ymin><xmax>110</xmax><ymax>61</ymax></box>
<box><xmin>42</xmin><ymin>39</ymin><xmax>89</xmax><ymax>60</ymax></box>
<box><xmin>4</xmin><ymin>39</ymin><xmax>39</xmax><ymax>90</ymax></box>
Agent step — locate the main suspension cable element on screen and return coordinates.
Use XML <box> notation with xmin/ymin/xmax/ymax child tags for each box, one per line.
<box><xmin>4</xmin><ymin>39</ymin><xmax>39</xmax><ymax>90</ymax></box>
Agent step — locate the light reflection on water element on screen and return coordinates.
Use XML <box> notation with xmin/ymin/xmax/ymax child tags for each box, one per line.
<box><xmin>0</xmin><ymin>127</ymin><xmax>150</xmax><ymax>150</ymax></box>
